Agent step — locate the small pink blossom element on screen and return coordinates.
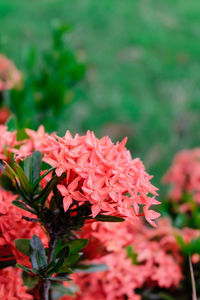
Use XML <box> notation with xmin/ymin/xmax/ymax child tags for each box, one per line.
<box><xmin>0</xmin><ymin>54</ymin><xmax>21</xmax><ymax>91</ymax></box>
<box><xmin>0</xmin><ymin>267</ymin><xmax>32</xmax><ymax>299</ymax></box>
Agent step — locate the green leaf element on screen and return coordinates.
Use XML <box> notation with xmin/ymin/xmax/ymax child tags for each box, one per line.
<box><xmin>16</xmin><ymin>263</ymin><xmax>38</xmax><ymax>274</ymax></box>
<box><xmin>46</xmin><ymin>257</ymin><xmax>65</xmax><ymax>276</ymax></box>
<box><xmin>158</xmin><ymin>292</ymin><xmax>176</xmax><ymax>300</ymax></box>
<box><xmin>24</xmin><ymin>151</ymin><xmax>42</xmax><ymax>186</ymax></box>
<box><xmin>59</xmin><ymin>265</ymin><xmax>73</xmax><ymax>274</ymax></box>
<box><xmin>54</xmin><ymin>244</ymin><xmax>69</xmax><ymax>260</ymax></box>
<box><xmin>126</xmin><ymin>246</ymin><xmax>138</xmax><ymax>264</ymax></box>
<box><xmin>12</xmin><ymin>200</ymin><xmax>35</xmax><ymax>214</ymax></box>
<box><xmin>16</xmin><ymin>129</ymin><xmax>29</xmax><ymax>141</ymax></box>
<box><xmin>1</xmin><ymin>174</ymin><xmax>16</xmax><ymax>192</ymax></box>
<box><xmin>30</xmin><ymin>235</ymin><xmax>47</xmax><ymax>269</ymax></box>
<box><xmin>95</xmin><ymin>215</ymin><xmax>125</xmax><ymax>222</ymax></box>
<box><xmin>6</xmin><ymin>115</ymin><xmax>17</xmax><ymax>132</ymax></box>
<box><xmin>48</xmin><ymin>275</ymin><xmax>71</xmax><ymax>282</ymax></box>
<box><xmin>68</xmin><ymin>239</ymin><xmax>88</xmax><ymax>253</ymax></box>
<box><xmin>74</xmin><ymin>263</ymin><xmax>108</xmax><ymax>273</ymax></box>
<box><xmin>175</xmin><ymin>234</ymin><xmax>188</xmax><ymax>255</ymax></box>
<box><xmin>34</xmin><ymin>175</ymin><xmax>58</xmax><ymax>205</ymax></box>
<box><xmin>33</xmin><ymin>167</ymin><xmax>55</xmax><ymax>190</ymax></box>
<box><xmin>15</xmin><ymin>239</ymin><xmax>30</xmax><ymax>256</ymax></box>
<box><xmin>14</xmin><ymin>179</ymin><xmax>30</xmax><ymax>204</ymax></box>
<box><xmin>3</xmin><ymin>160</ymin><xmax>17</xmax><ymax>180</ymax></box>
<box><xmin>64</xmin><ymin>252</ymin><xmax>80</xmax><ymax>266</ymax></box>
<box><xmin>15</xmin><ymin>164</ymin><xmax>33</xmax><ymax>196</ymax></box>
<box><xmin>188</xmin><ymin>237</ymin><xmax>200</xmax><ymax>254</ymax></box>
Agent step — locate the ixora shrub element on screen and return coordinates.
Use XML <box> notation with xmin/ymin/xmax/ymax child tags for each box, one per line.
<box><xmin>0</xmin><ymin>125</ymin><xmax>160</xmax><ymax>299</ymax></box>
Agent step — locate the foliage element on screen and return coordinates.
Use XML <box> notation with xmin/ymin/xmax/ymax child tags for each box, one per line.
<box><xmin>1</xmin><ymin>22</ymin><xmax>85</xmax><ymax>131</ymax></box>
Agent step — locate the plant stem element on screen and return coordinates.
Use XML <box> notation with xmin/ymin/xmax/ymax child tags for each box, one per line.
<box><xmin>189</xmin><ymin>255</ymin><xmax>197</xmax><ymax>300</ymax></box>
<box><xmin>41</xmin><ymin>280</ymin><xmax>50</xmax><ymax>300</ymax></box>
<box><xmin>41</xmin><ymin>234</ymin><xmax>57</xmax><ymax>300</ymax></box>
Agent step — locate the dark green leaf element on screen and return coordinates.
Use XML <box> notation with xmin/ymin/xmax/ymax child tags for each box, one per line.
<box><xmin>14</xmin><ymin>179</ymin><xmax>30</xmax><ymax>204</ymax></box>
<box><xmin>48</xmin><ymin>275</ymin><xmax>71</xmax><ymax>282</ymax></box>
<box><xmin>68</xmin><ymin>239</ymin><xmax>88</xmax><ymax>253</ymax></box>
<box><xmin>16</xmin><ymin>263</ymin><xmax>38</xmax><ymax>274</ymax></box>
<box><xmin>54</xmin><ymin>245</ymin><xmax>69</xmax><ymax>260</ymax></box>
<box><xmin>15</xmin><ymin>164</ymin><xmax>33</xmax><ymax>195</ymax></box>
<box><xmin>34</xmin><ymin>175</ymin><xmax>58</xmax><ymax>205</ymax></box>
<box><xmin>59</xmin><ymin>265</ymin><xmax>72</xmax><ymax>274</ymax></box>
<box><xmin>30</xmin><ymin>235</ymin><xmax>47</xmax><ymax>269</ymax></box>
<box><xmin>64</xmin><ymin>252</ymin><xmax>80</xmax><ymax>266</ymax></box>
<box><xmin>24</xmin><ymin>151</ymin><xmax>42</xmax><ymax>186</ymax></box>
<box><xmin>15</xmin><ymin>239</ymin><xmax>30</xmax><ymax>256</ymax></box>
<box><xmin>1</xmin><ymin>174</ymin><xmax>16</xmax><ymax>192</ymax></box>
<box><xmin>46</xmin><ymin>257</ymin><xmax>65</xmax><ymax>276</ymax></box>
<box><xmin>24</xmin><ymin>157</ymin><xmax>32</xmax><ymax>181</ymax></box>
<box><xmin>3</xmin><ymin>160</ymin><xmax>17</xmax><ymax>180</ymax></box>
<box><xmin>95</xmin><ymin>215</ymin><xmax>125</xmax><ymax>222</ymax></box>
<box><xmin>12</xmin><ymin>200</ymin><xmax>35</xmax><ymax>214</ymax></box>
<box><xmin>33</xmin><ymin>167</ymin><xmax>55</xmax><ymax>190</ymax></box>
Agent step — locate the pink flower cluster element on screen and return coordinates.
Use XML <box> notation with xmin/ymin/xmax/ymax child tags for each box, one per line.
<box><xmin>163</xmin><ymin>148</ymin><xmax>200</xmax><ymax>204</ymax></box>
<box><xmin>0</xmin><ymin>54</ymin><xmax>21</xmax><ymax>92</ymax></box>
<box><xmin>25</xmin><ymin>126</ymin><xmax>160</xmax><ymax>226</ymax></box>
<box><xmin>61</xmin><ymin>219</ymin><xmax>187</xmax><ymax>300</ymax></box>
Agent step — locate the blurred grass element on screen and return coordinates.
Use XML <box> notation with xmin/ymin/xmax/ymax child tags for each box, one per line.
<box><xmin>1</xmin><ymin>0</ymin><xmax>200</xmax><ymax>194</ymax></box>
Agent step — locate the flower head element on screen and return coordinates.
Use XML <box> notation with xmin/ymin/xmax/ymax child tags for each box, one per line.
<box><xmin>26</xmin><ymin>129</ymin><xmax>159</xmax><ymax>226</ymax></box>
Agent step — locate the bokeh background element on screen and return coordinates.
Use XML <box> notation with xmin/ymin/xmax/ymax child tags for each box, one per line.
<box><xmin>1</xmin><ymin>0</ymin><xmax>200</xmax><ymax>195</ymax></box>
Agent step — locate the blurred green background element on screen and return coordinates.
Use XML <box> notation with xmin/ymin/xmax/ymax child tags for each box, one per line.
<box><xmin>1</xmin><ymin>0</ymin><xmax>200</xmax><ymax>193</ymax></box>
